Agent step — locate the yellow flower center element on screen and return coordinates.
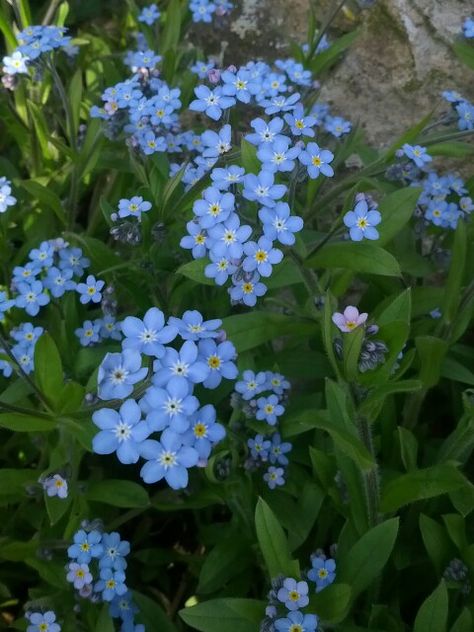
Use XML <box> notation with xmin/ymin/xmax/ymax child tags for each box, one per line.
<box><xmin>318</xmin><ymin>568</ymin><xmax>329</xmax><ymax>578</ymax></box>
<box><xmin>255</xmin><ymin>250</ymin><xmax>267</xmax><ymax>262</ymax></box>
<box><xmin>312</xmin><ymin>156</ymin><xmax>322</xmax><ymax>166</ymax></box>
<box><xmin>194</xmin><ymin>422</ymin><xmax>207</xmax><ymax>438</ymax></box>
<box><xmin>242</xmin><ymin>282</ymin><xmax>254</xmax><ymax>294</ymax></box>
<box><xmin>289</xmin><ymin>590</ymin><xmax>300</xmax><ymax>601</ymax></box>
<box><xmin>208</xmin><ymin>355</ymin><xmax>221</xmax><ymax>369</ymax></box>
<box><xmin>209</xmin><ymin>203</ymin><xmax>221</xmax><ymax>216</ymax></box>
<box><xmin>295</xmin><ymin>120</ymin><xmax>305</xmax><ymax>129</ymax></box>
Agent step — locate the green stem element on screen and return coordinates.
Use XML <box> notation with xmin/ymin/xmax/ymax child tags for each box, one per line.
<box><xmin>357</xmin><ymin>414</ymin><xmax>380</xmax><ymax>527</ymax></box>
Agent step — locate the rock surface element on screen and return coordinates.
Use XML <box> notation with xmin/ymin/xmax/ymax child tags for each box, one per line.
<box><xmin>191</xmin><ymin>0</ymin><xmax>474</xmax><ymax>146</ymax></box>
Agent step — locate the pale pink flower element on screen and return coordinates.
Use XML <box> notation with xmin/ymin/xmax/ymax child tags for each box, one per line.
<box><xmin>332</xmin><ymin>306</ymin><xmax>368</xmax><ymax>333</ymax></box>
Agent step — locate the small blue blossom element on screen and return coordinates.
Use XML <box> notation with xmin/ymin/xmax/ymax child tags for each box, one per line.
<box><xmin>256</xmin><ymin>394</ymin><xmax>284</xmax><ymax>425</ymax></box>
<box><xmin>205</xmin><ymin>253</ymin><xmax>238</xmax><ymax>285</ymax></box>
<box><xmin>118</xmin><ymin>196</ymin><xmax>152</xmax><ymax>219</ymax></box>
<box><xmin>277</xmin><ymin>578</ymin><xmax>310</xmax><ymax>611</ymax></box>
<box><xmin>246</xmin><ymin>117</ymin><xmax>285</xmax><ymax>146</ymax></box>
<box><xmin>58</xmin><ymin>247</ymin><xmax>90</xmax><ymax>276</ymax></box>
<box><xmin>15</xmin><ymin>281</ymin><xmax>50</xmax><ymax>316</ymax></box>
<box><xmin>98</xmin><ymin>350</ymin><xmax>148</xmax><ymax>400</ymax></box>
<box><xmin>265</xmin><ymin>371</ymin><xmax>291</xmax><ymax>394</ymax></box>
<box><xmin>138</xmin><ymin>3</ymin><xmax>161</xmax><ymax>25</ymax></box>
<box><xmin>140</xmin><ymin>429</ymin><xmax>199</xmax><ymax>488</ymax></box>
<box><xmin>221</xmin><ymin>68</ymin><xmax>258</xmax><ymax>103</ymax></box>
<box><xmin>168</xmin><ymin>310</ymin><xmax>222</xmax><ymax>341</ymax></box>
<box><xmin>248</xmin><ymin>434</ymin><xmax>271</xmax><ymax>460</ymax></box>
<box><xmin>264</xmin><ymin>465</ymin><xmax>285</xmax><ymax>489</ymax></box>
<box><xmin>144</xmin><ymin>379</ymin><xmax>199</xmax><ymax>433</ymax></box>
<box><xmin>92</xmin><ymin>399</ymin><xmax>150</xmax><ymax>464</ymax></box>
<box><xmin>229</xmin><ymin>273</ymin><xmax>267</xmax><ymax>306</ymax></box>
<box><xmin>122</xmin><ymin>307</ymin><xmax>178</xmax><ymax>357</ymax></box>
<box><xmin>208</xmin><ymin>213</ymin><xmax>252</xmax><ymax>259</ymax></box>
<box><xmin>152</xmin><ymin>340</ymin><xmax>209</xmax><ymax>388</ymax></box>
<box><xmin>43</xmin><ymin>266</ymin><xmax>76</xmax><ymax>298</ymax></box>
<box><xmin>455</xmin><ymin>102</ymin><xmax>474</xmax><ymax>130</ymax></box>
<box><xmin>242</xmin><ymin>171</ymin><xmax>287</xmax><ymax>207</ymax></box>
<box><xmin>190</xmin><ymin>60</ymin><xmax>215</xmax><ymax>79</ymax></box>
<box><xmin>99</xmin><ymin>316</ymin><xmax>123</xmax><ymax>341</ymax></box>
<box><xmin>189</xmin><ymin>85</ymin><xmax>236</xmax><ymax>120</ymax></box>
<box><xmin>76</xmin><ymin>274</ymin><xmax>105</xmax><ymax>304</ymax></box>
<box><xmin>308</xmin><ymin>556</ymin><xmax>336</xmax><ymax>592</ymax></box>
<box><xmin>26</xmin><ymin>611</ymin><xmax>61</xmax><ymax>632</ymax></box>
<box><xmin>235</xmin><ymin>370</ymin><xmax>267</xmax><ymax>400</ymax></box>
<box><xmin>95</xmin><ymin>567</ymin><xmax>128</xmax><ymax>601</ymax></box>
<box><xmin>75</xmin><ymin>319</ymin><xmax>101</xmax><ymax>346</ymax></box>
<box><xmin>259</xmin><ymin>203</ymin><xmax>303</xmax><ymax>245</ymax></box>
<box><xmin>180</xmin><ymin>221</ymin><xmax>209</xmax><ymax>258</ymax></box>
<box><xmin>325</xmin><ymin>115</ymin><xmax>351</xmax><ymax>137</ymax></box>
<box><xmin>463</xmin><ymin>17</ymin><xmax>474</xmax><ymax>38</ymax></box>
<box><xmin>211</xmin><ymin>165</ymin><xmax>245</xmax><ymax>190</ymax></box>
<box><xmin>190</xmin><ymin>0</ymin><xmax>216</xmax><ymax>23</ymax></box>
<box><xmin>0</xmin><ymin>291</ymin><xmax>15</xmax><ymax>318</ymax></box>
<box><xmin>269</xmin><ymin>433</ymin><xmax>292</xmax><ymax>465</ymax></box>
<box><xmin>243</xmin><ymin>236</ymin><xmax>283</xmax><ymax>277</ymax></box>
<box><xmin>42</xmin><ymin>474</ymin><xmax>68</xmax><ymax>499</ymax></box>
<box><xmin>12</xmin><ymin>263</ymin><xmax>38</xmax><ymax>285</ymax></box>
<box><xmin>99</xmin><ymin>532</ymin><xmax>131</xmax><ymax>570</ymax></box>
<box><xmin>0</xmin><ymin>178</ymin><xmax>17</xmax><ymax>212</ymax></box>
<box><xmin>402</xmin><ymin>144</ymin><xmax>432</xmax><ymax>169</ymax></box>
<box><xmin>260</xmin><ymin>92</ymin><xmax>301</xmax><ymax>115</ymax></box>
<box><xmin>68</xmin><ymin>529</ymin><xmax>104</xmax><ymax>564</ymax></box>
<box><xmin>193</xmin><ymin>187</ymin><xmax>235</xmax><ymax>228</ymax></box>
<box><xmin>66</xmin><ymin>562</ymin><xmax>93</xmax><ymax>590</ymax></box>
<box><xmin>29</xmin><ymin>241</ymin><xmax>54</xmax><ymax>269</ymax></box>
<box><xmin>257</xmin><ymin>137</ymin><xmax>301</xmax><ymax>173</ymax></box>
<box><xmin>284</xmin><ymin>104</ymin><xmax>317</xmax><ymax>136</ymax></box>
<box><xmin>298</xmin><ymin>142</ymin><xmax>334</xmax><ymax>178</ymax></box>
<box><xmin>343</xmin><ymin>200</ymin><xmax>381</xmax><ymax>241</ymax></box>
<box><xmin>198</xmin><ymin>339</ymin><xmax>238</xmax><ymax>389</ymax></box>
<box><xmin>275</xmin><ymin>611</ymin><xmax>318</xmax><ymax>632</ymax></box>
<box><xmin>182</xmin><ymin>404</ymin><xmax>226</xmax><ymax>461</ymax></box>
<box><xmin>201</xmin><ymin>124</ymin><xmax>232</xmax><ymax>158</ymax></box>
<box><xmin>12</xmin><ymin>342</ymin><xmax>35</xmax><ymax>374</ymax></box>
<box><xmin>2</xmin><ymin>51</ymin><xmax>29</xmax><ymax>75</ymax></box>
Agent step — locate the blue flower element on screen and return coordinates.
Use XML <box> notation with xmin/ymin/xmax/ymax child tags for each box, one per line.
<box><xmin>26</xmin><ymin>611</ymin><xmax>61</xmax><ymax>632</ymax></box>
<box><xmin>76</xmin><ymin>274</ymin><xmax>105</xmax><ymax>304</ymax></box>
<box><xmin>0</xmin><ymin>291</ymin><xmax>15</xmax><ymax>318</ymax></box>
<box><xmin>325</xmin><ymin>115</ymin><xmax>351</xmax><ymax>137</ymax></box>
<box><xmin>256</xmin><ymin>394</ymin><xmax>284</xmax><ymax>425</ymax></box>
<box><xmin>402</xmin><ymin>144</ymin><xmax>432</xmax><ymax>169</ymax></box>
<box><xmin>0</xmin><ymin>179</ymin><xmax>17</xmax><ymax>213</ymax></box>
<box><xmin>12</xmin><ymin>342</ymin><xmax>35</xmax><ymax>374</ymax></box>
<box><xmin>92</xmin><ymin>399</ymin><xmax>150</xmax><ymax>464</ymax></box>
<box><xmin>193</xmin><ymin>187</ymin><xmax>235</xmax><ymax>228</ymax></box>
<box><xmin>269</xmin><ymin>433</ymin><xmax>292</xmax><ymax>465</ymax></box>
<box><xmin>99</xmin><ymin>316</ymin><xmax>123</xmax><ymax>341</ymax></box>
<box><xmin>257</xmin><ymin>137</ymin><xmax>301</xmax><ymax>173</ymax></box>
<box><xmin>2</xmin><ymin>51</ymin><xmax>29</xmax><ymax>75</ymax></box>
<box><xmin>15</xmin><ymin>280</ymin><xmax>50</xmax><ymax>316</ymax></box>
<box><xmin>126</xmin><ymin>49</ymin><xmax>161</xmax><ymax>70</ymax></box>
<box><xmin>463</xmin><ymin>17</ymin><xmax>474</xmax><ymax>38</ymax></box>
<box><xmin>189</xmin><ymin>85</ymin><xmax>236</xmax><ymax>120</ymax></box>
<box><xmin>308</xmin><ymin>556</ymin><xmax>336</xmax><ymax>592</ymax></box>
<box><xmin>95</xmin><ymin>567</ymin><xmax>127</xmax><ymax>601</ymax></box>
<box><xmin>455</xmin><ymin>102</ymin><xmax>474</xmax><ymax>130</ymax></box>
<box><xmin>235</xmin><ymin>370</ymin><xmax>267</xmax><ymax>400</ymax></box>
<box><xmin>221</xmin><ymin>68</ymin><xmax>258</xmax><ymax>103</ymax></box>
<box><xmin>243</xmin><ymin>236</ymin><xmax>283</xmax><ymax>277</ymax></box>
<box><xmin>198</xmin><ymin>339</ymin><xmax>238</xmax><ymax>389</ymax></box>
<box><xmin>343</xmin><ymin>200</ymin><xmax>381</xmax><ymax>241</ymax></box>
<box><xmin>275</xmin><ymin>610</ymin><xmax>318</xmax><ymax>632</ymax></box>
<box><xmin>99</xmin><ymin>532</ymin><xmax>130</xmax><ymax>571</ymax></box>
<box><xmin>190</xmin><ymin>60</ymin><xmax>215</xmax><ymax>79</ymax></box>
<box><xmin>264</xmin><ymin>465</ymin><xmax>285</xmax><ymax>489</ymax></box>
<box><xmin>205</xmin><ymin>253</ymin><xmax>238</xmax><ymax>286</ymax></box>
<box><xmin>284</xmin><ymin>104</ymin><xmax>317</xmax><ymax>137</ymax></box>
<box><xmin>259</xmin><ymin>203</ymin><xmax>303</xmax><ymax>245</ymax></box>
<box><xmin>201</xmin><ymin>124</ymin><xmax>232</xmax><ymax>158</ymax></box>
<box><xmin>140</xmin><ymin>429</ymin><xmax>199</xmax><ymax>488</ymax></box>
<box><xmin>12</xmin><ymin>263</ymin><xmax>38</xmax><ymax>285</ymax></box>
<box><xmin>66</xmin><ymin>562</ymin><xmax>93</xmax><ymax>590</ymax></box>
<box><xmin>152</xmin><ymin>340</ymin><xmax>209</xmax><ymax>388</ymax></box>
<box><xmin>29</xmin><ymin>241</ymin><xmax>54</xmax><ymax>269</ymax></box>
<box><xmin>75</xmin><ymin>319</ymin><xmax>101</xmax><ymax>346</ymax></box>
<box><xmin>190</xmin><ymin>0</ymin><xmax>216</xmax><ymax>23</ymax></box>
<box><xmin>168</xmin><ymin>310</ymin><xmax>221</xmax><ymax>341</ymax></box>
<box><xmin>98</xmin><ymin>350</ymin><xmax>148</xmax><ymax>400</ymax></box>
<box><xmin>122</xmin><ymin>307</ymin><xmax>178</xmax><ymax>357</ymax></box>
<box><xmin>68</xmin><ymin>529</ymin><xmax>104</xmax><ymax>564</ymax></box>
<box><xmin>118</xmin><ymin>196</ymin><xmax>152</xmax><ymax>219</ymax></box>
<box><xmin>277</xmin><ymin>578</ymin><xmax>310</xmax><ymax>611</ymax></box>
<box><xmin>260</xmin><ymin>92</ymin><xmax>301</xmax><ymax>115</ymax></box>
<box><xmin>248</xmin><ymin>434</ymin><xmax>271</xmax><ymax>459</ymax></box>
<box><xmin>229</xmin><ymin>273</ymin><xmax>267</xmax><ymax>306</ymax></box>
<box><xmin>58</xmin><ymin>247</ymin><xmax>90</xmax><ymax>276</ymax></box>
<box><xmin>180</xmin><ymin>221</ymin><xmax>208</xmax><ymax>259</ymax></box>
<box><xmin>42</xmin><ymin>474</ymin><xmax>68</xmax><ymax>499</ymax></box>
<box><xmin>138</xmin><ymin>3</ymin><xmax>160</xmax><ymax>25</ymax></box>
<box><xmin>138</xmin><ymin>130</ymin><xmax>167</xmax><ymax>154</ymax></box>
<box><xmin>208</xmin><ymin>213</ymin><xmax>252</xmax><ymax>259</ymax></box>
<box><xmin>144</xmin><ymin>379</ymin><xmax>199</xmax><ymax>433</ymax></box>
<box><xmin>242</xmin><ymin>171</ymin><xmax>287</xmax><ymax>207</ymax></box>
<box><xmin>44</xmin><ymin>266</ymin><xmax>76</xmax><ymax>298</ymax></box>
<box><xmin>265</xmin><ymin>371</ymin><xmax>291</xmax><ymax>394</ymax></box>
<box><xmin>11</xmin><ymin>323</ymin><xmax>43</xmax><ymax>345</ymax></box>
<box><xmin>246</xmin><ymin>117</ymin><xmax>285</xmax><ymax>146</ymax></box>
<box><xmin>182</xmin><ymin>404</ymin><xmax>226</xmax><ymax>461</ymax></box>
<box><xmin>210</xmin><ymin>165</ymin><xmax>245</xmax><ymax>190</ymax></box>
<box><xmin>109</xmin><ymin>590</ymin><xmax>138</xmax><ymax>621</ymax></box>
<box><xmin>298</xmin><ymin>142</ymin><xmax>334</xmax><ymax>178</ymax></box>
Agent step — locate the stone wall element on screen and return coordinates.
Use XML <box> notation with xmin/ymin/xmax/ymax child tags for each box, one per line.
<box><xmin>191</xmin><ymin>0</ymin><xmax>474</xmax><ymax>146</ymax></box>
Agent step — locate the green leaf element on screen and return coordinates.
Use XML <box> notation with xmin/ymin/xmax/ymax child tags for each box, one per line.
<box><xmin>453</xmin><ymin>41</ymin><xmax>474</xmax><ymax>71</ymax></box>
<box><xmin>0</xmin><ymin>413</ymin><xmax>56</xmax><ymax>432</ymax></box>
<box><xmin>377</xmin><ymin>187</ymin><xmax>422</xmax><ymax>246</ymax></box>
<box><xmin>133</xmin><ymin>592</ymin><xmax>178</xmax><ymax>632</ymax></box>
<box><xmin>20</xmin><ymin>179</ymin><xmax>66</xmax><ymax>225</ymax></box>
<box><xmin>86</xmin><ymin>480</ymin><xmax>150</xmax><ymax>508</ymax></box>
<box><xmin>179</xmin><ymin>598</ymin><xmax>265</xmax><ymax>632</ymax></box>
<box><xmin>240</xmin><ymin>138</ymin><xmax>260</xmax><ymax>174</ymax></box>
<box><xmin>45</xmin><ymin>493</ymin><xmax>72</xmax><ymax>527</ymax></box>
<box><xmin>68</xmin><ymin>69</ymin><xmax>83</xmax><ymax>137</ymax></box>
<box><xmin>197</xmin><ymin>533</ymin><xmax>251</xmax><ymax>594</ymax></box>
<box><xmin>450</xmin><ymin>609</ymin><xmax>473</xmax><ymax>632</ymax></box>
<box><xmin>309</xmin><ymin>583</ymin><xmax>352</xmax><ymax>624</ymax></box>
<box><xmin>384</xmin><ymin>111</ymin><xmax>433</xmax><ymax>159</ymax></box>
<box><xmin>161</xmin><ymin>0</ymin><xmax>181</xmax><ymax>53</ymax></box>
<box><xmin>342</xmin><ymin>326</ymin><xmax>365</xmax><ymax>381</ymax></box>
<box><xmin>380</xmin><ymin>464</ymin><xmax>466</xmax><ymax>512</ymax></box>
<box><xmin>413</xmin><ymin>580</ymin><xmax>448</xmax><ymax>632</ymax></box>
<box><xmin>255</xmin><ymin>497</ymin><xmax>299</xmax><ymax>578</ymax></box>
<box><xmin>419</xmin><ymin>514</ymin><xmax>451</xmax><ymax>574</ymax></box>
<box><xmin>339</xmin><ymin>518</ymin><xmax>399</xmax><ymax>599</ymax></box>
<box><xmin>307</xmin><ymin>242</ymin><xmax>401</xmax><ymax>277</ymax></box>
<box><xmin>34</xmin><ymin>333</ymin><xmax>64</xmax><ymax>408</ymax></box>
<box><xmin>0</xmin><ymin>469</ymin><xmax>38</xmax><ymax>499</ymax></box>
<box><xmin>441</xmin><ymin>221</ymin><xmax>467</xmax><ymax>327</ymax></box>
<box><xmin>428</xmin><ymin>142</ymin><xmax>474</xmax><ymax>157</ymax></box>
<box><xmin>415</xmin><ymin>336</ymin><xmax>448</xmax><ymax>388</ymax></box>
<box><xmin>95</xmin><ymin>604</ymin><xmax>115</xmax><ymax>632</ymax></box>
<box><xmin>398</xmin><ymin>427</ymin><xmax>418</xmax><ymax>471</ymax></box>
<box><xmin>221</xmin><ymin>312</ymin><xmax>316</xmax><ymax>352</ymax></box>
<box><xmin>310</xmin><ymin>30</ymin><xmax>359</xmax><ymax>74</ymax></box>
<box><xmin>376</xmin><ymin>288</ymin><xmax>412</xmax><ymax>325</ymax></box>
<box><xmin>177</xmin><ymin>259</ymin><xmax>214</xmax><ymax>286</ymax></box>
<box><xmin>441</xmin><ymin>356</ymin><xmax>474</xmax><ymax>386</ymax></box>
